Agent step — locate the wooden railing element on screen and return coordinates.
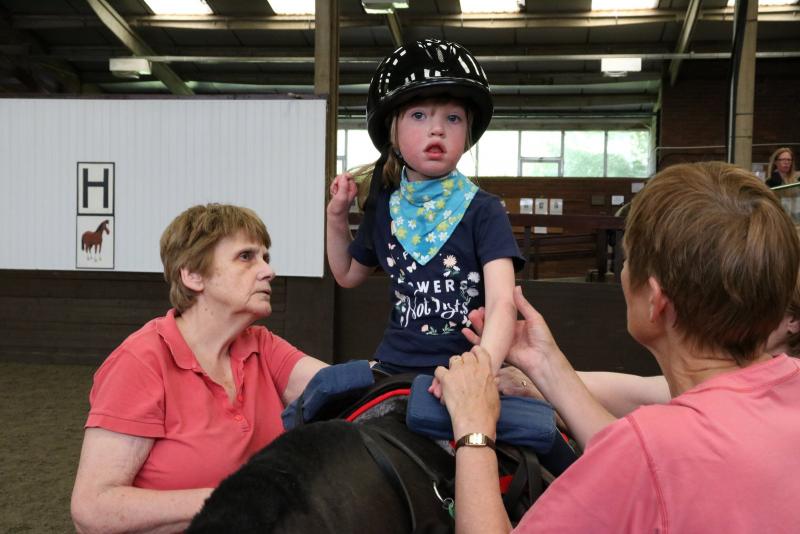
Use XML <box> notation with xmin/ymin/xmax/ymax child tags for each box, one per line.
<box><xmin>347</xmin><ymin>212</ymin><xmax>627</xmax><ymax>281</ymax></box>
<box><xmin>508</xmin><ymin>214</ymin><xmax>626</xmax><ymax>281</ymax></box>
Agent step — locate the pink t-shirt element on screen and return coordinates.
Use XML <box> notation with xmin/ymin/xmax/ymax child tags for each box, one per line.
<box><xmin>86</xmin><ymin>309</ymin><xmax>304</xmax><ymax>490</ymax></box>
<box><xmin>515</xmin><ymin>355</ymin><xmax>800</xmax><ymax>533</ymax></box>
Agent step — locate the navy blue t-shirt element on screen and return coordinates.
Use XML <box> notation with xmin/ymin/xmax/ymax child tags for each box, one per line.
<box><xmin>349</xmin><ymin>185</ymin><xmax>524</xmax><ymax>369</ymax></box>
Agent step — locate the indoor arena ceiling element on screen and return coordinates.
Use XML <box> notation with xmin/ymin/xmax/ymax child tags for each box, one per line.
<box><xmin>0</xmin><ymin>0</ymin><xmax>799</xmax><ymax>118</ymax></box>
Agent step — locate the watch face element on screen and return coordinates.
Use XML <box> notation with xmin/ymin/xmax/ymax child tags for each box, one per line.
<box><xmin>467</xmin><ymin>434</ymin><xmax>485</xmax><ymax>446</ymax></box>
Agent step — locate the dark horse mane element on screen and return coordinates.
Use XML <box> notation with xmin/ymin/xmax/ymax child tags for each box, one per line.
<box><xmin>188</xmin><ymin>412</ymin><xmax>455</xmax><ymax>534</ymax></box>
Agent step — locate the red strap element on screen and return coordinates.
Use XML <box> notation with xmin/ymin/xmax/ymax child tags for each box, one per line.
<box><xmin>499</xmin><ymin>475</ymin><xmax>513</xmax><ymax>493</ymax></box>
<box><xmin>344</xmin><ymin>389</ymin><xmax>412</xmax><ymax>422</ymax></box>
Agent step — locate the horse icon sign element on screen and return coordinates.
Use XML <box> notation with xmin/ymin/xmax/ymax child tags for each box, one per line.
<box><xmin>76</xmin><ymin>162</ymin><xmax>115</xmax><ymax>269</ymax></box>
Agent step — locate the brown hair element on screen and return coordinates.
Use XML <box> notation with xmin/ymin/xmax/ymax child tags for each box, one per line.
<box><xmin>160</xmin><ymin>204</ymin><xmax>271</xmax><ymax>313</ymax></box>
<box><xmin>767</xmin><ymin>147</ymin><xmax>796</xmax><ymax>181</ymax></box>
<box><xmin>624</xmin><ymin>162</ymin><xmax>800</xmax><ymax>365</ymax></box>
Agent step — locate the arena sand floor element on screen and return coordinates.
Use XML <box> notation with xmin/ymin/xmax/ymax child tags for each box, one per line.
<box><xmin>0</xmin><ymin>362</ymin><xmax>95</xmax><ymax>532</ymax></box>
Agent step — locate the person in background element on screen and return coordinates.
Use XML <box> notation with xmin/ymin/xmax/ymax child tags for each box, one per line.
<box><xmin>71</xmin><ymin>204</ymin><xmax>327</xmax><ymax>534</ymax></box>
<box><xmin>437</xmin><ymin>162</ymin><xmax>800</xmax><ymax>533</ymax></box>
<box><xmin>766</xmin><ymin>147</ymin><xmax>799</xmax><ymax>187</ymax></box>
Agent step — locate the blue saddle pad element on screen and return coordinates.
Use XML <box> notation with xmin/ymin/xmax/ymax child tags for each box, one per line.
<box><xmin>405</xmin><ymin>374</ymin><xmax>558</xmax><ymax>453</ymax></box>
<box><xmin>282</xmin><ymin>360</ymin><xmax>375</xmax><ymax>430</ymax></box>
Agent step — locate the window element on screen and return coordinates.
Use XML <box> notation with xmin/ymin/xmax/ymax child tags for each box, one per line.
<box><xmin>336</xmin><ymin>129</ymin><xmax>380</xmax><ymax>173</ymax></box>
<box><xmin>476</xmin><ymin>131</ymin><xmax>519</xmax><ymax>177</ymax></box>
<box><xmin>337</xmin><ymin>127</ymin><xmax>651</xmax><ymax>178</ymax></box>
<box><xmin>520</xmin><ymin>131</ymin><xmax>562</xmax><ymax>177</ymax></box>
<box><xmin>564</xmin><ymin>131</ymin><xmax>605</xmax><ymax>177</ymax></box>
<box><xmin>521</xmin><ymin>161</ymin><xmax>560</xmax><ymax>177</ymax></box>
<box><xmin>607</xmin><ymin>130</ymin><xmax>650</xmax><ymax>178</ymax></box>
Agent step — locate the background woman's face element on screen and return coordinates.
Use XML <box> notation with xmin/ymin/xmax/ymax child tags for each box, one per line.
<box><xmin>776</xmin><ymin>151</ymin><xmax>793</xmax><ymax>174</ymax></box>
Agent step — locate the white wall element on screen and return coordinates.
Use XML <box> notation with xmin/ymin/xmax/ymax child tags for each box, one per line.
<box><xmin>0</xmin><ymin>98</ymin><xmax>327</xmax><ymax>277</ymax></box>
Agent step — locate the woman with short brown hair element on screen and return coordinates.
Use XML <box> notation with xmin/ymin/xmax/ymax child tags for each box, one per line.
<box><xmin>437</xmin><ymin>162</ymin><xmax>800</xmax><ymax>533</ymax></box>
<box><xmin>71</xmin><ymin>204</ymin><xmax>327</xmax><ymax>533</ymax></box>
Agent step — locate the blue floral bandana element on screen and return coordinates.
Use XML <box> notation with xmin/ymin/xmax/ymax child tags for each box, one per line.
<box><xmin>389</xmin><ymin>168</ymin><xmax>478</xmax><ymax>265</ymax></box>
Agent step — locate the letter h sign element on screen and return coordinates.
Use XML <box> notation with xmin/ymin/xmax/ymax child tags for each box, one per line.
<box><xmin>77</xmin><ymin>162</ymin><xmax>114</xmax><ymax>215</ymax></box>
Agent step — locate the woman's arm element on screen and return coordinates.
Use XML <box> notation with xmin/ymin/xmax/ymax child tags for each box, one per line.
<box><xmin>478</xmin><ymin>257</ymin><xmax>516</xmax><ymax>374</ymax></box>
<box><xmin>71</xmin><ymin>428</ymin><xmax>212</xmax><ymax>534</ymax></box>
<box><xmin>577</xmin><ymin>372</ymin><xmax>670</xmax><ymax>418</ymax></box>
<box><xmin>504</xmin><ymin>287</ymin><xmax>617</xmax><ymax>450</ymax></box>
<box><xmin>465</xmin><ymin>303</ymin><xmax>670</xmax><ymax>440</ymax></box>
<box><xmin>326</xmin><ymin>172</ymin><xmax>375</xmax><ymax>288</ymax></box>
<box><xmin>436</xmin><ymin>349</ymin><xmax>512</xmax><ymax>534</ymax></box>
<box><xmin>281</xmin><ymin>356</ymin><xmax>329</xmax><ymax>405</ymax></box>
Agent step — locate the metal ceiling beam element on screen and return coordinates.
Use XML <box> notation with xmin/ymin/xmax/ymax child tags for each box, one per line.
<box><xmin>42</xmin><ymin>41</ymin><xmax>800</xmax><ymax>65</ymax></box>
<box><xmin>385</xmin><ymin>11</ymin><xmax>403</xmax><ymax>47</ymax></box>
<box><xmin>42</xmin><ymin>44</ymin><xmax>680</xmax><ymax>62</ymax></box>
<box><xmin>339</xmin><ymin>93</ymin><xmax>657</xmax><ymax>109</ymax></box>
<box><xmin>80</xmin><ymin>50</ymin><xmax>800</xmax><ymax>67</ymax></box>
<box><xmin>11</xmin><ymin>6</ymin><xmax>800</xmax><ymax>31</ymax></box>
<box><xmin>669</xmin><ymin>0</ymin><xmax>703</xmax><ymax>86</ymax></box>
<box><xmin>80</xmin><ymin>70</ymin><xmax>662</xmax><ymax>88</ymax></box>
<box><xmin>84</xmin><ymin>0</ymin><xmax>193</xmax><ymax>96</ymax></box>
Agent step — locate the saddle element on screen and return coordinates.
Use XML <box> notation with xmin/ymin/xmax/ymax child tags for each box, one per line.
<box><xmin>281</xmin><ymin>361</ymin><xmax>578</xmax><ymax>530</ymax></box>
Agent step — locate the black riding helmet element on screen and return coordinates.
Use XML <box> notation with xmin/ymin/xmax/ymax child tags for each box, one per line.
<box><xmin>366</xmin><ymin>39</ymin><xmax>493</xmax><ymax>151</ymax></box>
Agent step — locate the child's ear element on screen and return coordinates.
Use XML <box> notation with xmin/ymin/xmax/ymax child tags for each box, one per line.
<box><xmin>180</xmin><ymin>268</ymin><xmax>204</xmax><ymax>292</ymax></box>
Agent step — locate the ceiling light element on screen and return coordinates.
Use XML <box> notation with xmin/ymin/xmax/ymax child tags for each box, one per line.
<box><xmin>460</xmin><ymin>0</ymin><xmax>524</xmax><ymax>13</ymax></box>
<box><xmin>361</xmin><ymin>1</ymin><xmax>410</xmax><ymax>14</ymax></box>
<box><xmin>601</xmin><ymin>57</ymin><xmax>642</xmax><ymax>77</ymax></box>
<box><xmin>269</xmin><ymin>0</ymin><xmax>315</xmax><ymax>15</ymax></box>
<box><xmin>109</xmin><ymin>58</ymin><xmax>152</xmax><ymax>79</ymax></box>
<box><xmin>143</xmin><ymin>0</ymin><xmax>212</xmax><ymax>15</ymax></box>
<box><xmin>592</xmin><ymin>0</ymin><xmax>658</xmax><ymax>10</ymax></box>
<box><xmin>726</xmin><ymin>0</ymin><xmax>798</xmax><ymax>5</ymax></box>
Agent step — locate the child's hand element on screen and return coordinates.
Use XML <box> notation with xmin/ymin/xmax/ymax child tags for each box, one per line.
<box><xmin>427</xmin><ymin>376</ymin><xmax>444</xmax><ymax>399</ymax></box>
<box><xmin>461</xmin><ymin>306</ymin><xmax>485</xmax><ymax>345</ymax></box>
<box><xmin>327</xmin><ymin>172</ymin><xmax>358</xmax><ymax>218</ymax></box>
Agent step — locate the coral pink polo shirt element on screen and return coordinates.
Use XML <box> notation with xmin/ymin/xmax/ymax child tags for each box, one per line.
<box><xmin>86</xmin><ymin>309</ymin><xmax>304</xmax><ymax>490</ymax></box>
<box><xmin>514</xmin><ymin>355</ymin><xmax>800</xmax><ymax>533</ymax></box>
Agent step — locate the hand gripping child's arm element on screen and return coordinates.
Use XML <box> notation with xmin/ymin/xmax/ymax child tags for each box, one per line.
<box><xmin>326</xmin><ymin>172</ymin><xmax>374</xmax><ymax>288</ymax></box>
<box><xmin>477</xmin><ymin>257</ymin><xmax>517</xmax><ymax>374</ymax></box>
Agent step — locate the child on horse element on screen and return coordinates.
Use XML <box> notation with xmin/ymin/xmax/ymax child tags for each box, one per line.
<box><xmin>327</xmin><ymin>39</ymin><xmax>523</xmax><ymax>376</ymax></box>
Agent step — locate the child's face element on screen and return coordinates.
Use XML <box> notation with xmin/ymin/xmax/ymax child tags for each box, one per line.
<box><xmin>395</xmin><ymin>99</ymin><xmax>468</xmax><ymax>181</ymax></box>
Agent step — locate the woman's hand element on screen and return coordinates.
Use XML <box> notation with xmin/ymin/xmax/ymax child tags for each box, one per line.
<box><xmin>435</xmin><ymin>348</ymin><xmax>500</xmax><ymax>440</ymax></box>
<box><xmin>463</xmin><ymin>288</ymin><xmax>566</xmax><ymax>390</ymax></box>
<box><xmin>505</xmin><ymin>286</ymin><xmax>565</xmax><ymax>379</ymax></box>
<box><xmin>327</xmin><ymin>172</ymin><xmax>358</xmax><ymax>218</ymax></box>
<box><xmin>496</xmin><ymin>365</ymin><xmax>544</xmax><ymax>400</ymax></box>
